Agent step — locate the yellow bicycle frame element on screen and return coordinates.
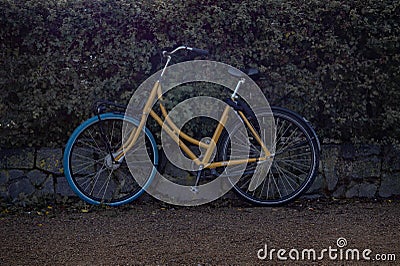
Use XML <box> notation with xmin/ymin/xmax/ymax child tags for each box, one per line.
<box><xmin>115</xmin><ymin>80</ymin><xmax>273</xmax><ymax>169</ymax></box>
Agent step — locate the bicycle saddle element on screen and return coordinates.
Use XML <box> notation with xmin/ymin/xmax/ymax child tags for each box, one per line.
<box><xmin>228</xmin><ymin>67</ymin><xmax>259</xmax><ymax>78</ymax></box>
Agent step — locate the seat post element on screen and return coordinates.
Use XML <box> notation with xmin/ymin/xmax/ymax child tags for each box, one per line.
<box><xmin>231</xmin><ymin>78</ymin><xmax>245</xmax><ymax>99</ymax></box>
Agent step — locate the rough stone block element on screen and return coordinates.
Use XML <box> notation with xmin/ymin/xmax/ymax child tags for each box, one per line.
<box><xmin>358</xmin><ymin>183</ymin><xmax>378</xmax><ymax>198</ymax></box>
<box><xmin>36</xmin><ymin>177</ymin><xmax>54</xmax><ymax>196</ymax></box>
<box><xmin>340</xmin><ymin>144</ymin><xmax>355</xmax><ymax>160</ymax></box>
<box><xmin>8</xmin><ymin>170</ymin><xmax>25</xmax><ymax>181</ymax></box>
<box><xmin>339</xmin><ymin>161</ymin><xmax>353</xmax><ymax>180</ymax></box>
<box><xmin>350</xmin><ymin>157</ymin><xmax>381</xmax><ymax>179</ymax></box>
<box><xmin>346</xmin><ymin>182</ymin><xmax>378</xmax><ymax>198</ymax></box>
<box><xmin>341</xmin><ymin>144</ymin><xmax>381</xmax><ymax>159</ymax></box>
<box><xmin>0</xmin><ymin>191</ymin><xmax>9</xmax><ymax>200</ymax></box>
<box><xmin>382</xmin><ymin>146</ymin><xmax>400</xmax><ymax>172</ymax></box>
<box><xmin>345</xmin><ymin>182</ymin><xmax>359</xmax><ymax>198</ymax></box>
<box><xmin>55</xmin><ymin>176</ymin><xmax>76</xmax><ymax>197</ymax></box>
<box><xmin>355</xmin><ymin>145</ymin><xmax>381</xmax><ymax>157</ymax></box>
<box><xmin>0</xmin><ymin>170</ymin><xmax>9</xmax><ymax>185</ymax></box>
<box><xmin>306</xmin><ymin>174</ymin><xmax>323</xmax><ymax>194</ymax></box>
<box><xmin>8</xmin><ymin>178</ymin><xmax>35</xmax><ymax>200</ymax></box>
<box><xmin>321</xmin><ymin>145</ymin><xmax>339</xmax><ymax>191</ymax></box>
<box><xmin>27</xmin><ymin>169</ymin><xmax>47</xmax><ymax>186</ymax></box>
<box><xmin>36</xmin><ymin>148</ymin><xmax>63</xmax><ymax>174</ymax></box>
<box><xmin>379</xmin><ymin>173</ymin><xmax>400</xmax><ymax>197</ymax></box>
<box><xmin>332</xmin><ymin>185</ymin><xmax>346</xmax><ymax>198</ymax></box>
<box><xmin>0</xmin><ymin>148</ymin><xmax>35</xmax><ymax>169</ymax></box>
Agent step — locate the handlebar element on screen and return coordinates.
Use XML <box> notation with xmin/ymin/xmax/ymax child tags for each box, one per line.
<box><xmin>162</xmin><ymin>45</ymin><xmax>209</xmax><ymax>57</ymax></box>
<box><xmin>187</xmin><ymin>47</ymin><xmax>209</xmax><ymax>56</ymax></box>
<box><xmin>159</xmin><ymin>45</ymin><xmax>209</xmax><ymax>77</ymax></box>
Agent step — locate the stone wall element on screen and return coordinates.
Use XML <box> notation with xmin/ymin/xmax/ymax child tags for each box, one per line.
<box><xmin>307</xmin><ymin>144</ymin><xmax>400</xmax><ymax>199</ymax></box>
<box><xmin>1</xmin><ymin>144</ymin><xmax>400</xmax><ymax>206</ymax></box>
<box><xmin>0</xmin><ymin>148</ymin><xmax>75</xmax><ymax>206</ymax></box>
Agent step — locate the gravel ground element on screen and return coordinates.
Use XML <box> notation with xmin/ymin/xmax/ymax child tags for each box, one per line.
<box><xmin>0</xmin><ymin>198</ymin><xmax>399</xmax><ymax>265</ymax></box>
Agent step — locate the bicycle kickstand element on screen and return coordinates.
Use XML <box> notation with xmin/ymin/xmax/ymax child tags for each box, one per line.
<box><xmin>190</xmin><ymin>165</ymin><xmax>204</xmax><ymax>193</ymax></box>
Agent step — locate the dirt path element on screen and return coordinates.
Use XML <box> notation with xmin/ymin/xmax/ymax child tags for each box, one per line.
<box><xmin>1</xmin><ymin>199</ymin><xmax>399</xmax><ymax>265</ymax></box>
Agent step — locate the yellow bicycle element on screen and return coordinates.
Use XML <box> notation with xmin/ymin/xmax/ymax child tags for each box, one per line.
<box><xmin>63</xmin><ymin>46</ymin><xmax>320</xmax><ymax>206</ymax></box>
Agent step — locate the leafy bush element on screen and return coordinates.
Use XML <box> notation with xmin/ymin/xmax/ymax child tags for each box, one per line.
<box><xmin>0</xmin><ymin>0</ymin><xmax>399</xmax><ymax>147</ymax></box>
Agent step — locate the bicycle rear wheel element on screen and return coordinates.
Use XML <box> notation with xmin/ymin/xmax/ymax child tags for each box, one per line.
<box><xmin>63</xmin><ymin>113</ymin><xmax>158</xmax><ymax>206</ymax></box>
<box><xmin>219</xmin><ymin>107</ymin><xmax>319</xmax><ymax>206</ymax></box>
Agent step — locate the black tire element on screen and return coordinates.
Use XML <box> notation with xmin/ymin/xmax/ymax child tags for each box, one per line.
<box><xmin>219</xmin><ymin>107</ymin><xmax>320</xmax><ymax>206</ymax></box>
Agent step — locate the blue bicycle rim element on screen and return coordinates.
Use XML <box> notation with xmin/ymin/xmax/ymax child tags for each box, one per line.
<box><xmin>63</xmin><ymin>113</ymin><xmax>158</xmax><ymax>206</ymax></box>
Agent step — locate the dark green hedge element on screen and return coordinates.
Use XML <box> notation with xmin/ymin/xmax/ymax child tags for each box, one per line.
<box><xmin>1</xmin><ymin>0</ymin><xmax>399</xmax><ymax>147</ymax></box>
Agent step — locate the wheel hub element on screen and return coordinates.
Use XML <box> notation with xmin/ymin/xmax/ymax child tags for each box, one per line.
<box><xmin>105</xmin><ymin>154</ymin><xmax>121</xmax><ymax>170</ymax></box>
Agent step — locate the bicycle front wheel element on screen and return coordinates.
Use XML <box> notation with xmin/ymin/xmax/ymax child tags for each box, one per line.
<box><xmin>219</xmin><ymin>107</ymin><xmax>319</xmax><ymax>206</ymax></box>
<box><xmin>63</xmin><ymin>113</ymin><xmax>158</xmax><ymax>206</ymax></box>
